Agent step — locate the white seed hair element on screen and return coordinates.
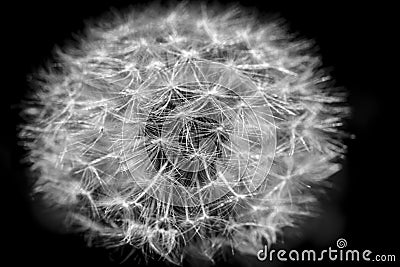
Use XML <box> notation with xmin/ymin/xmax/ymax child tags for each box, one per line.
<box><xmin>20</xmin><ymin>2</ymin><xmax>349</xmax><ymax>265</ymax></box>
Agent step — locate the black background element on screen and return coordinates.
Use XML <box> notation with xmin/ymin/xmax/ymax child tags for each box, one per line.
<box><xmin>2</xmin><ymin>1</ymin><xmax>397</xmax><ymax>266</ymax></box>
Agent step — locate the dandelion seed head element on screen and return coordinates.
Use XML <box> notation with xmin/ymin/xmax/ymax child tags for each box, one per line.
<box><xmin>20</xmin><ymin>1</ymin><xmax>350</xmax><ymax>265</ymax></box>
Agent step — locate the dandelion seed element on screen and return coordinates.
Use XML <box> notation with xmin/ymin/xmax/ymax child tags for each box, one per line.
<box><xmin>19</xmin><ymin>1</ymin><xmax>350</xmax><ymax>265</ymax></box>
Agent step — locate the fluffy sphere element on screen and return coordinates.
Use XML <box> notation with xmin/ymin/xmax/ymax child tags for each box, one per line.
<box><xmin>20</xmin><ymin>2</ymin><xmax>349</xmax><ymax>265</ymax></box>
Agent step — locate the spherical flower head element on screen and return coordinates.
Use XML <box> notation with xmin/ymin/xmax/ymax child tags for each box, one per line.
<box><xmin>19</xmin><ymin>2</ymin><xmax>350</xmax><ymax>265</ymax></box>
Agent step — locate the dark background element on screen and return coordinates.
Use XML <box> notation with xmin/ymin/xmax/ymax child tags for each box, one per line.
<box><xmin>2</xmin><ymin>1</ymin><xmax>396</xmax><ymax>266</ymax></box>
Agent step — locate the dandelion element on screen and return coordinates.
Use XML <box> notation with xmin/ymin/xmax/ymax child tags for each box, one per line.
<box><xmin>19</xmin><ymin>2</ymin><xmax>349</xmax><ymax>265</ymax></box>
